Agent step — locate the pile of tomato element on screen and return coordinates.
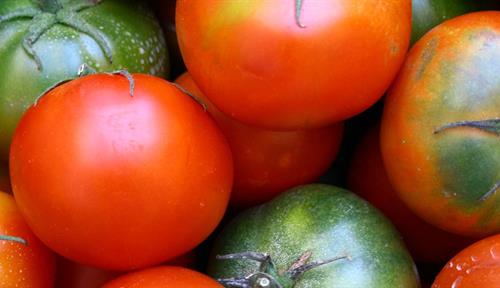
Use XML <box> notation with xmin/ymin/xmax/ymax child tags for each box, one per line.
<box><xmin>0</xmin><ymin>0</ymin><xmax>499</xmax><ymax>287</ymax></box>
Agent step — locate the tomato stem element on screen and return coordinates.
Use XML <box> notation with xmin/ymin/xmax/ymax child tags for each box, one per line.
<box><xmin>295</xmin><ymin>0</ymin><xmax>306</xmax><ymax>28</ymax></box>
<box><xmin>38</xmin><ymin>0</ymin><xmax>62</xmax><ymax>13</ymax></box>
<box><xmin>434</xmin><ymin>118</ymin><xmax>500</xmax><ymax>136</ymax></box>
<box><xmin>0</xmin><ymin>235</ymin><xmax>28</xmax><ymax>246</ymax></box>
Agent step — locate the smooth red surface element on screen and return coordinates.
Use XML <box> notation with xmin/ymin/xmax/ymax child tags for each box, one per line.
<box><xmin>432</xmin><ymin>234</ymin><xmax>500</xmax><ymax>287</ymax></box>
<box><xmin>177</xmin><ymin>0</ymin><xmax>411</xmax><ymax>130</ymax></box>
<box><xmin>348</xmin><ymin>125</ymin><xmax>475</xmax><ymax>263</ymax></box>
<box><xmin>176</xmin><ymin>73</ymin><xmax>343</xmax><ymax>209</ymax></box>
<box><xmin>102</xmin><ymin>266</ymin><xmax>223</xmax><ymax>288</ymax></box>
<box><xmin>0</xmin><ymin>192</ymin><xmax>55</xmax><ymax>287</ymax></box>
<box><xmin>10</xmin><ymin>74</ymin><xmax>233</xmax><ymax>270</ymax></box>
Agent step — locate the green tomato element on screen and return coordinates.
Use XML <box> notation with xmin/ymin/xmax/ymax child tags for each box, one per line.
<box><xmin>411</xmin><ymin>0</ymin><xmax>481</xmax><ymax>45</ymax></box>
<box><xmin>0</xmin><ymin>0</ymin><xmax>168</xmax><ymax>162</ymax></box>
<box><xmin>208</xmin><ymin>184</ymin><xmax>420</xmax><ymax>288</ymax></box>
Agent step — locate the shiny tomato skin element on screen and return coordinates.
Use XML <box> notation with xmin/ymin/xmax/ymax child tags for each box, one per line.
<box><xmin>0</xmin><ymin>192</ymin><xmax>55</xmax><ymax>287</ymax></box>
<box><xmin>176</xmin><ymin>73</ymin><xmax>343</xmax><ymax>209</ymax></box>
<box><xmin>102</xmin><ymin>266</ymin><xmax>223</xmax><ymax>288</ymax></box>
<box><xmin>10</xmin><ymin>74</ymin><xmax>233</xmax><ymax>270</ymax></box>
<box><xmin>381</xmin><ymin>12</ymin><xmax>500</xmax><ymax>236</ymax></box>
<box><xmin>176</xmin><ymin>0</ymin><xmax>411</xmax><ymax>130</ymax></box>
<box><xmin>432</xmin><ymin>234</ymin><xmax>500</xmax><ymax>288</ymax></box>
<box><xmin>348</xmin><ymin>125</ymin><xmax>476</xmax><ymax>263</ymax></box>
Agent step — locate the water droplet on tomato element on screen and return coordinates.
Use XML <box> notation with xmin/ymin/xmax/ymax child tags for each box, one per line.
<box><xmin>490</xmin><ymin>243</ymin><xmax>500</xmax><ymax>259</ymax></box>
<box><xmin>456</xmin><ymin>263</ymin><xmax>462</xmax><ymax>271</ymax></box>
<box><xmin>451</xmin><ymin>276</ymin><xmax>463</xmax><ymax>288</ymax></box>
<box><xmin>470</xmin><ymin>255</ymin><xmax>479</xmax><ymax>262</ymax></box>
<box><xmin>448</xmin><ymin>261</ymin><xmax>454</xmax><ymax>268</ymax></box>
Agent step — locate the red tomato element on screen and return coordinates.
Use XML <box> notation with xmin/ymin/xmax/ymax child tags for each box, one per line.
<box><xmin>102</xmin><ymin>266</ymin><xmax>223</xmax><ymax>288</ymax></box>
<box><xmin>176</xmin><ymin>0</ymin><xmax>411</xmax><ymax>130</ymax></box>
<box><xmin>0</xmin><ymin>192</ymin><xmax>55</xmax><ymax>287</ymax></box>
<box><xmin>348</xmin><ymin>125</ymin><xmax>475</xmax><ymax>263</ymax></box>
<box><xmin>0</xmin><ymin>164</ymin><xmax>10</xmax><ymax>193</ymax></box>
<box><xmin>10</xmin><ymin>74</ymin><xmax>233</xmax><ymax>270</ymax></box>
<box><xmin>176</xmin><ymin>73</ymin><xmax>343</xmax><ymax>209</ymax></box>
<box><xmin>432</xmin><ymin>234</ymin><xmax>500</xmax><ymax>287</ymax></box>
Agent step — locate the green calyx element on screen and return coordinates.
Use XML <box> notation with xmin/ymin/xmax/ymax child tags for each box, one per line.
<box><xmin>0</xmin><ymin>0</ymin><xmax>111</xmax><ymax>70</ymax></box>
<box><xmin>295</xmin><ymin>0</ymin><xmax>306</xmax><ymax>28</ymax></box>
<box><xmin>0</xmin><ymin>235</ymin><xmax>28</xmax><ymax>246</ymax></box>
<box><xmin>216</xmin><ymin>251</ymin><xmax>350</xmax><ymax>288</ymax></box>
<box><xmin>434</xmin><ymin>118</ymin><xmax>500</xmax><ymax>136</ymax></box>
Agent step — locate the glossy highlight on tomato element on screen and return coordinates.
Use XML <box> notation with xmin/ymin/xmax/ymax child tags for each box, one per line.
<box><xmin>0</xmin><ymin>191</ymin><xmax>55</xmax><ymax>288</ymax></box>
<box><xmin>0</xmin><ymin>0</ymin><xmax>169</xmax><ymax>162</ymax></box>
<box><xmin>381</xmin><ymin>11</ymin><xmax>500</xmax><ymax>236</ymax></box>
<box><xmin>176</xmin><ymin>0</ymin><xmax>411</xmax><ymax>130</ymax></box>
<box><xmin>176</xmin><ymin>73</ymin><xmax>343</xmax><ymax>209</ymax></box>
<box><xmin>10</xmin><ymin>73</ymin><xmax>233</xmax><ymax>270</ymax></box>
<box><xmin>432</xmin><ymin>234</ymin><xmax>500</xmax><ymax>288</ymax></box>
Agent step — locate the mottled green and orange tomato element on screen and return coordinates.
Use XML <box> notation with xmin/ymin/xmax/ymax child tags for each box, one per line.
<box><xmin>176</xmin><ymin>73</ymin><xmax>343</xmax><ymax>209</ymax></box>
<box><xmin>349</xmin><ymin>124</ymin><xmax>475</xmax><ymax>263</ymax></box>
<box><xmin>177</xmin><ymin>0</ymin><xmax>411</xmax><ymax>130</ymax></box>
<box><xmin>0</xmin><ymin>192</ymin><xmax>55</xmax><ymax>287</ymax></box>
<box><xmin>381</xmin><ymin>12</ymin><xmax>500</xmax><ymax>236</ymax></box>
<box><xmin>432</xmin><ymin>234</ymin><xmax>500</xmax><ymax>288</ymax></box>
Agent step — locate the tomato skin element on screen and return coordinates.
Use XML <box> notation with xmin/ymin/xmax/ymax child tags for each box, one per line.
<box><xmin>208</xmin><ymin>184</ymin><xmax>419</xmax><ymax>288</ymax></box>
<box><xmin>176</xmin><ymin>73</ymin><xmax>343</xmax><ymax>209</ymax></box>
<box><xmin>102</xmin><ymin>266</ymin><xmax>223</xmax><ymax>288</ymax></box>
<box><xmin>0</xmin><ymin>0</ymin><xmax>169</xmax><ymax>162</ymax></box>
<box><xmin>0</xmin><ymin>192</ymin><xmax>55</xmax><ymax>287</ymax></box>
<box><xmin>432</xmin><ymin>234</ymin><xmax>500</xmax><ymax>288</ymax></box>
<box><xmin>176</xmin><ymin>0</ymin><xmax>411</xmax><ymax>130</ymax></box>
<box><xmin>381</xmin><ymin>12</ymin><xmax>500</xmax><ymax>236</ymax></box>
<box><xmin>10</xmin><ymin>74</ymin><xmax>233</xmax><ymax>270</ymax></box>
<box><xmin>348</xmin><ymin>125</ymin><xmax>475</xmax><ymax>263</ymax></box>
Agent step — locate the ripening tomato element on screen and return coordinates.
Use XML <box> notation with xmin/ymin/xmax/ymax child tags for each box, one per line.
<box><xmin>176</xmin><ymin>0</ymin><xmax>411</xmax><ymax>130</ymax></box>
<box><xmin>432</xmin><ymin>234</ymin><xmax>500</xmax><ymax>288</ymax></box>
<box><xmin>102</xmin><ymin>266</ymin><xmax>223</xmax><ymax>288</ymax></box>
<box><xmin>0</xmin><ymin>192</ymin><xmax>55</xmax><ymax>287</ymax></box>
<box><xmin>348</xmin><ymin>124</ymin><xmax>476</xmax><ymax>263</ymax></box>
<box><xmin>381</xmin><ymin>12</ymin><xmax>500</xmax><ymax>236</ymax></box>
<box><xmin>10</xmin><ymin>73</ymin><xmax>233</xmax><ymax>270</ymax></box>
<box><xmin>176</xmin><ymin>73</ymin><xmax>343</xmax><ymax>209</ymax></box>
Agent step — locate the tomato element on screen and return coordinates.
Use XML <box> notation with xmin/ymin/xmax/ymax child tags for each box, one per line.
<box><xmin>208</xmin><ymin>184</ymin><xmax>419</xmax><ymax>287</ymax></box>
<box><xmin>432</xmin><ymin>234</ymin><xmax>500</xmax><ymax>287</ymax></box>
<box><xmin>102</xmin><ymin>266</ymin><xmax>223</xmax><ymax>288</ymax></box>
<box><xmin>0</xmin><ymin>0</ymin><xmax>169</xmax><ymax>162</ymax></box>
<box><xmin>0</xmin><ymin>163</ymin><xmax>10</xmax><ymax>193</ymax></box>
<box><xmin>0</xmin><ymin>191</ymin><xmax>55</xmax><ymax>287</ymax></box>
<box><xmin>411</xmin><ymin>0</ymin><xmax>482</xmax><ymax>45</ymax></box>
<box><xmin>10</xmin><ymin>73</ymin><xmax>233</xmax><ymax>270</ymax></box>
<box><xmin>348</xmin><ymin>124</ymin><xmax>476</xmax><ymax>263</ymax></box>
<box><xmin>381</xmin><ymin>12</ymin><xmax>500</xmax><ymax>236</ymax></box>
<box><xmin>176</xmin><ymin>73</ymin><xmax>343</xmax><ymax>209</ymax></box>
<box><xmin>176</xmin><ymin>0</ymin><xmax>411</xmax><ymax>130</ymax></box>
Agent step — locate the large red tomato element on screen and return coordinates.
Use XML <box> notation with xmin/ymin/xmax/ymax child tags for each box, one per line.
<box><xmin>0</xmin><ymin>192</ymin><xmax>55</xmax><ymax>287</ymax></box>
<box><xmin>381</xmin><ymin>12</ymin><xmax>500</xmax><ymax>236</ymax></box>
<box><xmin>348</xmin><ymin>125</ymin><xmax>475</xmax><ymax>264</ymax></box>
<box><xmin>176</xmin><ymin>73</ymin><xmax>343</xmax><ymax>209</ymax></box>
<box><xmin>102</xmin><ymin>266</ymin><xmax>223</xmax><ymax>288</ymax></box>
<box><xmin>432</xmin><ymin>234</ymin><xmax>500</xmax><ymax>287</ymax></box>
<box><xmin>10</xmin><ymin>73</ymin><xmax>233</xmax><ymax>270</ymax></box>
<box><xmin>176</xmin><ymin>0</ymin><xmax>411</xmax><ymax>130</ymax></box>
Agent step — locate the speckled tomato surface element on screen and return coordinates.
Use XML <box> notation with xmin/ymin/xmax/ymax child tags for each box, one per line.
<box><xmin>176</xmin><ymin>73</ymin><xmax>343</xmax><ymax>210</ymax></box>
<box><xmin>432</xmin><ymin>234</ymin><xmax>500</xmax><ymax>288</ymax></box>
<box><xmin>177</xmin><ymin>0</ymin><xmax>411</xmax><ymax>130</ymax></box>
<box><xmin>208</xmin><ymin>184</ymin><xmax>420</xmax><ymax>288</ymax></box>
<box><xmin>0</xmin><ymin>192</ymin><xmax>55</xmax><ymax>288</ymax></box>
<box><xmin>381</xmin><ymin>11</ymin><xmax>500</xmax><ymax>237</ymax></box>
<box><xmin>0</xmin><ymin>0</ymin><xmax>168</xmax><ymax>162</ymax></box>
